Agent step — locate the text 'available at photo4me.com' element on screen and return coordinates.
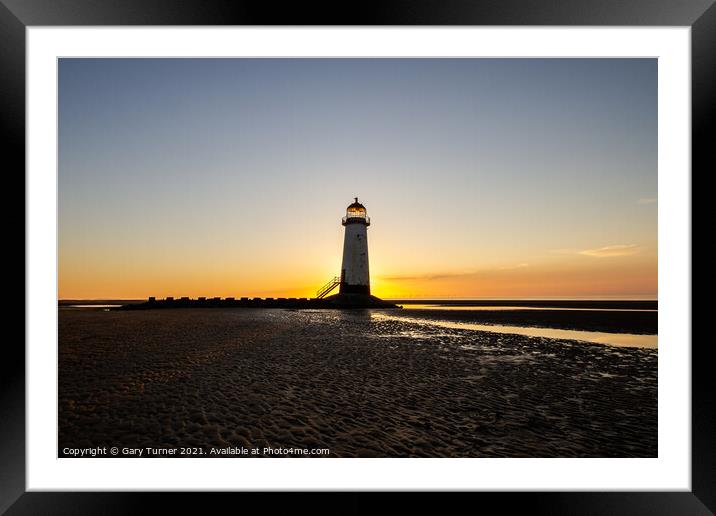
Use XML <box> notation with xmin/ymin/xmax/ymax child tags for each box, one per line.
<box><xmin>62</xmin><ymin>446</ymin><xmax>332</xmax><ymax>457</ymax></box>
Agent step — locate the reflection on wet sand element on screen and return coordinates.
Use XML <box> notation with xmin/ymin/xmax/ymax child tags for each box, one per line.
<box><xmin>372</xmin><ymin>312</ymin><xmax>657</xmax><ymax>349</ymax></box>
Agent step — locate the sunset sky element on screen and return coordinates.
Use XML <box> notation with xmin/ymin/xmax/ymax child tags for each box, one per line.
<box><xmin>59</xmin><ymin>58</ymin><xmax>657</xmax><ymax>300</ymax></box>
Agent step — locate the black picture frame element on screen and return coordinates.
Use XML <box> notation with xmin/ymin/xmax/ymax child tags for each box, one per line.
<box><xmin>4</xmin><ymin>0</ymin><xmax>713</xmax><ymax>513</ymax></box>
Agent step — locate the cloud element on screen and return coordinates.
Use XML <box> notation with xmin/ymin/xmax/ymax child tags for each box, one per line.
<box><xmin>381</xmin><ymin>264</ymin><xmax>529</xmax><ymax>281</ymax></box>
<box><xmin>498</xmin><ymin>263</ymin><xmax>529</xmax><ymax>270</ymax></box>
<box><xmin>380</xmin><ymin>272</ymin><xmax>474</xmax><ymax>282</ymax></box>
<box><xmin>578</xmin><ymin>244</ymin><xmax>641</xmax><ymax>258</ymax></box>
<box><xmin>637</xmin><ymin>197</ymin><xmax>657</xmax><ymax>205</ymax></box>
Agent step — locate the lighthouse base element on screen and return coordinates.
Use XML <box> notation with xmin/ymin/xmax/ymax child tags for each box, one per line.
<box><xmin>339</xmin><ymin>283</ymin><xmax>370</xmax><ymax>295</ymax></box>
<box><xmin>324</xmin><ymin>293</ymin><xmax>400</xmax><ymax>309</ymax></box>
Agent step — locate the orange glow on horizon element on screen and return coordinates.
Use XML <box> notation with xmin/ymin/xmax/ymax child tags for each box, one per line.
<box><xmin>59</xmin><ymin>250</ymin><xmax>657</xmax><ymax>301</ymax></box>
<box><xmin>58</xmin><ymin>187</ymin><xmax>657</xmax><ymax>302</ymax></box>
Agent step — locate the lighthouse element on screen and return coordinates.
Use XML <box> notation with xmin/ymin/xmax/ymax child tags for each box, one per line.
<box><xmin>340</xmin><ymin>198</ymin><xmax>371</xmax><ymax>295</ymax></box>
<box><xmin>314</xmin><ymin>198</ymin><xmax>396</xmax><ymax>308</ymax></box>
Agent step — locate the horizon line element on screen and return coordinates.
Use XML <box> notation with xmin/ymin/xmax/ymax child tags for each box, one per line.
<box><xmin>58</xmin><ymin>296</ymin><xmax>659</xmax><ymax>302</ymax></box>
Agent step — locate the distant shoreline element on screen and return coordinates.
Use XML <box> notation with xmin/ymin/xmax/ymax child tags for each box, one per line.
<box><xmin>58</xmin><ymin>298</ymin><xmax>657</xmax><ymax>311</ymax></box>
<box><xmin>389</xmin><ymin>299</ymin><xmax>657</xmax><ymax>310</ymax></box>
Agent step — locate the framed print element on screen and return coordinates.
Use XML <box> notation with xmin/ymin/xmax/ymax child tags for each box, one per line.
<box><xmin>5</xmin><ymin>0</ymin><xmax>714</xmax><ymax>513</ymax></box>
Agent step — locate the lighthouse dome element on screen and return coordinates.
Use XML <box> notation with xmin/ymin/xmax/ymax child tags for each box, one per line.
<box><xmin>343</xmin><ymin>197</ymin><xmax>370</xmax><ymax>226</ymax></box>
<box><xmin>347</xmin><ymin>198</ymin><xmax>365</xmax><ymax>211</ymax></box>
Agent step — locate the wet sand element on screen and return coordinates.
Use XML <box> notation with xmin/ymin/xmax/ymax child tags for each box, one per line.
<box><xmin>59</xmin><ymin>308</ymin><xmax>657</xmax><ymax>458</ymax></box>
<box><xmin>398</xmin><ymin>307</ymin><xmax>657</xmax><ymax>334</ymax></box>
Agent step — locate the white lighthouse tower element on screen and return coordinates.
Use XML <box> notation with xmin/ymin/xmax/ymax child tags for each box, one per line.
<box><xmin>340</xmin><ymin>198</ymin><xmax>371</xmax><ymax>295</ymax></box>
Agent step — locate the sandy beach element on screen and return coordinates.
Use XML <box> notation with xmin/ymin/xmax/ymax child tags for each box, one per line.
<box><xmin>59</xmin><ymin>307</ymin><xmax>657</xmax><ymax>458</ymax></box>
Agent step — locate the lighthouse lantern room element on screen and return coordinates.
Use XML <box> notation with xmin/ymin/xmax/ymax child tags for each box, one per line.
<box><xmin>340</xmin><ymin>198</ymin><xmax>371</xmax><ymax>295</ymax></box>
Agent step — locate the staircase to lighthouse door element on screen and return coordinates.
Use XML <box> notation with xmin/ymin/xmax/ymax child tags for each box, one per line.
<box><xmin>316</xmin><ymin>276</ymin><xmax>341</xmax><ymax>299</ymax></box>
